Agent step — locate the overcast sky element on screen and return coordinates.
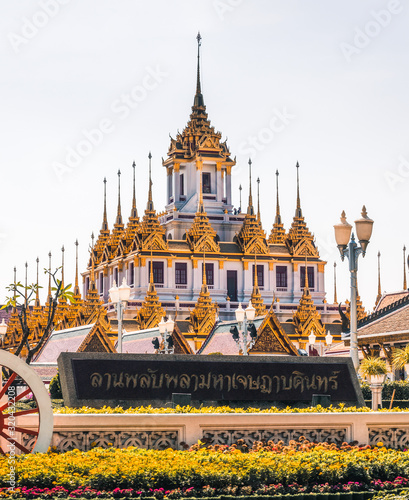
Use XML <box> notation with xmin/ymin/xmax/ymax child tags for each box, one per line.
<box><xmin>1</xmin><ymin>0</ymin><xmax>408</xmax><ymax>313</ymax></box>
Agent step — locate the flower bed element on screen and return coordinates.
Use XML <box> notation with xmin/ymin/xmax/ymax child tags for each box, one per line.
<box><xmin>1</xmin><ymin>440</ymin><xmax>409</xmax><ymax>497</ymax></box>
<box><xmin>52</xmin><ymin>404</ymin><xmax>408</xmax><ymax>414</ymax></box>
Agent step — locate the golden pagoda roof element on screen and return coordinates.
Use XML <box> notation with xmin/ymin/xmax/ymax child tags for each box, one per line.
<box><xmin>186</xmin><ymin>182</ymin><xmax>220</xmax><ymax>253</ymax></box>
<box><xmin>293</xmin><ymin>256</ymin><xmax>325</xmax><ymax>337</ymax></box>
<box><xmin>165</xmin><ymin>34</ymin><xmax>234</xmax><ymax>166</ymax></box>
<box><xmin>135</xmin><ymin>261</ymin><xmax>165</xmax><ymax>330</ymax></box>
<box><xmin>285</xmin><ymin>163</ymin><xmax>319</xmax><ymax>257</ymax></box>
<box><xmin>236</xmin><ymin>160</ymin><xmax>268</xmax><ymax>255</ymax></box>
<box><xmin>94</xmin><ymin>178</ymin><xmax>111</xmax><ymax>264</ymax></box>
<box><xmin>268</xmin><ymin>170</ymin><xmax>286</xmax><ymax>245</ymax></box>
<box><xmin>189</xmin><ymin>260</ymin><xmax>218</xmax><ymax>336</ymax></box>
<box><xmin>250</xmin><ymin>261</ymin><xmax>267</xmax><ymax>317</ymax></box>
<box><xmin>139</xmin><ymin>153</ymin><xmax>167</xmax><ymax>251</ymax></box>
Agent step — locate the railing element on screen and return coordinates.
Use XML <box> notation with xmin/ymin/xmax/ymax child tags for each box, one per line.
<box><xmin>176</xmin><ymin>285</ymin><xmax>187</xmax><ymax>289</ymax></box>
<box><xmin>18</xmin><ymin>412</ymin><xmax>409</xmax><ymax>452</ymax></box>
<box><xmin>276</xmin><ymin>287</ymin><xmax>287</xmax><ymax>292</ymax></box>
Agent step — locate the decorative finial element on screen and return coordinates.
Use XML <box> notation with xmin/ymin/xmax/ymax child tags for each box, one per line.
<box><xmin>275</xmin><ymin>170</ymin><xmax>281</xmax><ymax>222</ymax></box>
<box><xmin>47</xmin><ymin>251</ymin><xmax>52</xmax><ymax>300</ymax></box>
<box><xmin>131</xmin><ymin>161</ymin><xmax>138</xmax><ymax>219</ymax></box>
<box><xmin>24</xmin><ymin>262</ymin><xmax>28</xmax><ymax>303</ymax></box>
<box><xmin>74</xmin><ymin>239</ymin><xmax>80</xmax><ymax>295</ymax></box>
<box><xmin>295</xmin><ymin>161</ymin><xmax>302</xmax><ymax>218</ymax></box>
<box><xmin>333</xmin><ymin>262</ymin><xmax>338</xmax><ymax>304</ymax></box>
<box><xmin>404</xmin><ymin>245</ymin><xmax>407</xmax><ymax>290</ymax></box>
<box><xmin>375</xmin><ymin>251</ymin><xmax>382</xmax><ymax>307</ymax></box>
<box><xmin>102</xmin><ymin>177</ymin><xmax>108</xmax><ymax>230</ymax></box>
<box><xmin>61</xmin><ymin>245</ymin><xmax>65</xmax><ymax>288</ymax></box>
<box><xmin>257</xmin><ymin>177</ymin><xmax>261</xmax><ymax>223</ymax></box>
<box><xmin>247</xmin><ymin>158</ymin><xmax>253</xmax><ymax>215</ymax></box>
<box><xmin>116</xmin><ymin>169</ymin><xmax>122</xmax><ymax>224</ymax></box>
<box><xmin>147</xmin><ymin>152</ymin><xmax>153</xmax><ymax>208</ymax></box>
<box><xmin>196</xmin><ymin>32</ymin><xmax>202</xmax><ymax>96</ymax></box>
<box><xmin>239</xmin><ymin>184</ymin><xmax>242</xmax><ymax>212</ymax></box>
<box><xmin>91</xmin><ymin>232</ymin><xmax>95</xmax><ymax>247</ymax></box>
<box><xmin>35</xmin><ymin>257</ymin><xmax>40</xmax><ymax>306</ymax></box>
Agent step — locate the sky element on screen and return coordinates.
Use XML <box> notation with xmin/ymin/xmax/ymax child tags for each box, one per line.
<box><xmin>1</xmin><ymin>0</ymin><xmax>408</xmax><ymax>312</ymax></box>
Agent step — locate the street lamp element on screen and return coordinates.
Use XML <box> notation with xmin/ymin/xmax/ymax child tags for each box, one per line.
<box><xmin>0</xmin><ymin>319</ymin><xmax>7</xmax><ymax>347</ymax></box>
<box><xmin>153</xmin><ymin>316</ymin><xmax>175</xmax><ymax>354</ymax></box>
<box><xmin>325</xmin><ymin>330</ymin><xmax>333</xmax><ymax>346</ymax></box>
<box><xmin>108</xmin><ymin>278</ymin><xmax>131</xmax><ymax>353</ymax></box>
<box><xmin>230</xmin><ymin>301</ymin><xmax>257</xmax><ymax>355</ymax></box>
<box><xmin>334</xmin><ymin>207</ymin><xmax>374</xmax><ymax>371</ymax></box>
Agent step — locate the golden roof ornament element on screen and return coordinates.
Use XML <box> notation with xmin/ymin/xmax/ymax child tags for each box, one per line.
<box><xmin>165</xmin><ymin>34</ymin><xmax>234</xmax><ymax>167</ymax></box>
<box><xmin>186</xmin><ymin>172</ymin><xmax>220</xmax><ymax>253</ymax></box>
<box><xmin>375</xmin><ymin>251</ymin><xmax>382</xmax><ymax>307</ymax></box>
<box><xmin>189</xmin><ymin>252</ymin><xmax>218</xmax><ymax>336</ymax></box>
<box><xmin>293</xmin><ymin>252</ymin><xmax>325</xmax><ymax>337</ymax></box>
<box><xmin>135</xmin><ymin>252</ymin><xmax>165</xmax><ymax>330</ymax></box>
<box><xmin>94</xmin><ymin>178</ymin><xmax>111</xmax><ymax>263</ymax></box>
<box><xmin>403</xmin><ymin>245</ymin><xmax>407</xmax><ymax>290</ymax></box>
<box><xmin>269</xmin><ymin>170</ymin><xmax>286</xmax><ymax>245</ymax></box>
<box><xmin>139</xmin><ymin>153</ymin><xmax>167</xmax><ymax>251</ymax></box>
<box><xmin>123</xmin><ymin>161</ymin><xmax>141</xmax><ymax>252</ymax></box>
<box><xmin>237</xmin><ymin>159</ymin><xmax>268</xmax><ymax>254</ymax></box>
<box><xmin>250</xmin><ymin>254</ymin><xmax>267</xmax><ymax>317</ymax></box>
<box><xmin>286</xmin><ymin>162</ymin><xmax>319</xmax><ymax>257</ymax></box>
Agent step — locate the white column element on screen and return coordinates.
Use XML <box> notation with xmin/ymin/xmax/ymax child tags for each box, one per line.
<box><xmin>216</xmin><ymin>166</ymin><xmax>223</xmax><ymax>202</ymax></box>
<box><xmin>173</xmin><ymin>166</ymin><xmax>180</xmax><ymax>203</ymax></box>
<box><xmin>226</xmin><ymin>170</ymin><xmax>232</xmax><ymax>206</ymax></box>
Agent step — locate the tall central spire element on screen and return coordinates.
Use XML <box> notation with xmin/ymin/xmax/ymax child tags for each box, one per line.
<box><xmin>375</xmin><ymin>251</ymin><xmax>382</xmax><ymax>306</ymax></box>
<box><xmin>147</xmin><ymin>152</ymin><xmax>154</xmax><ymax>211</ymax></box>
<box><xmin>275</xmin><ymin>170</ymin><xmax>281</xmax><ymax>223</ymax></box>
<box><xmin>193</xmin><ymin>32</ymin><xmax>204</xmax><ymax>108</ymax></box>
<box><xmin>130</xmin><ymin>161</ymin><xmax>138</xmax><ymax>219</ymax></box>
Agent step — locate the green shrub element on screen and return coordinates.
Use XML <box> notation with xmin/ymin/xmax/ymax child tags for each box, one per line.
<box><xmin>49</xmin><ymin>372</ymin><xmax>62</xmax><ymax>400</ymax></box>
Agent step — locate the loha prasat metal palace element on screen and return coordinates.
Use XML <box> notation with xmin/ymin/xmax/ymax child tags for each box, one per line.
<box><xmin>3</xmin><ymin>35</ymin><xmax>367</xmax><ymax>361</ymax></box>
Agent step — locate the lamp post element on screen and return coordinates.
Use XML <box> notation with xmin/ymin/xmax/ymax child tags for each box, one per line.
<box><xmin>0</xmin><ymin>319</ymin><xmax>7</xmax><ymax>347</ymax></box>
<box><xmin>108</xmin><ymin>278</ymin><xmax>131</xmax><ymax>353</ymax></box>
<box><xmin>154</xmin><ymin>316</ymin><xmax>175</xmax><ymax>354</ymax></box>
<box><xmin>308</xmin><ymin>330</ymin><xmax>333</xmax><ymax>355</ymax></box>
<box><xmin>230</xmin><ymin>302</ymin><xmax>257</xmax><ymax>355</ymax></box>
<box><xmin>334</xmin><ymin>207</ymin><xmax>374</xmax><ymax>372</ymax></box>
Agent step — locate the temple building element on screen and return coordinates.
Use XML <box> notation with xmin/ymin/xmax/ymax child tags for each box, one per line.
<box><xmin>1</xmin><ymin>34</ymin><xmax>345</xmax><ymax>359</ymax></box>
<box><xmin>83</xmin><ymin>34</ymin><xmax>341</xmax><ymax>349</ymax></box>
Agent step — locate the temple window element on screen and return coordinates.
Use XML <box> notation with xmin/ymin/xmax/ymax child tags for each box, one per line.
<box><xmin>149</xmin><ymin>261</ymin><xmax>164</xmax><ymax>284</ymax></box>
<box><xmin>202</xmin><ymin>172</ymin><xmax>211</xmax><ymax>193</ymax></box>
<box><xmin>252</xmin><ymin>264</ymin><xmax>264</xmax><ymax>287</ymax></box>
<box><xmin>129</xmin><ymin>262</ymin><xmax>134</xmax><ymax>286</ymax></box>
<box><xmin>180</xmin><ymin>174</ymin><xmax>184</xmax><ymax>196</ymax></box>
<box><xmin>114</xmin><ymin>267</ymin><xmax>119</xmax><ymax>285</ymax></box>
<box><xmin>300</xmin><ymin>266</ymin><xmax>315</xmax><ymax>290</ymax></box>
<box><xmin>175</xmin><ymin>262</ymin><xmax>187</xmax><ymax>286</ymax></box>
<box><xmin>202</xmin><ymin>262</ymin><xmax>214</xmax><ymax>286</ymax></box>
<box><xmin>276</xmin><ymin>266</ymin><xmax>287</xmax><ymax>289</ymax></box>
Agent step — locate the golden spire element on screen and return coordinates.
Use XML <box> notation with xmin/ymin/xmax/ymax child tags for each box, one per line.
<box><xmin>257</xmin><ymin>177</ymin><xmax>261</xmax><ymax>223</ymax></box>
<box><xmin>186</xmin><ymin>172</ymin><xmax>220</xmax><ymax>253</ymax></box>
<box><xmin>269</xmin><ymin>170</ymin><xmax>286</xmax><ymax>244</ymax></box>
<box><xmin>375</xmin><ymin>251</ymin><xmax>382</xmax><ymax>306</ymax></box>
<box><xmin>239</xmin><ymin>184</ymin><xmax>242</xmax><ymax>212</ymax></box>
<box><xmin>74</xmin><ymin>239</ymin><xmax>81</xmax><ymax>297</ymax></box>
<box><xmin>135</xmin><ymin>248</ymin><xmax>165</xmax><ymax>330</ymax></box>
<box><xmin>147</xmin><ymin>152</ymin><xmax>153</xmax><ymax>210</ymax></box>
<box><xmin>24</xmin><ymin>262</ymin><xmax>28</xmax><ymax>304</ymax></box>
<box><xmin>247</xmin><ymin>159</ymin><xmax>254</xmax><ymax>215</ymax></box>
<box><xmin>61</xmin><ymin>245</ymin><xmax>65</xmax><ymax>289</ymax></box>
<box><xmin>195</xmin><ymin>32</ymin><xmax>202</xmax><ymax>99</ymax></box>
<box><xmin>237</xmin><ymin>160</ymin><xmax>268</xmax><ymax>254</ymax></box>
<box><xmin>131</xmin><ymin>161</ymin><xmax>138</xmax><ymax>220</ymax></box>
<box><xmin>90</xmin><ymin>233</ymin><xmax>95</xmax><ymax>286</ymax></box>
<box><xmin>189</xmin><ymin>249</ymin><xmax>218</xmax><ymax>336</ymax></box>
<box><xmin>115</xmin><ymin>169</ymin><xmax>123</xmax><ymax>226</ymax></box>
<box><xmin>286</xmin><ymin>162</ymin><xmax>318</xmax><ymax>256</ymax></box>
<box><xmin>35</xmin><ymin>257</ymin><xmax>40</xmax><ymax>308</ymax></box>
<box><xmin>139</xmin><ymin>152</ymin><xmax>167</xmax><ymax>250</ymax></box>
<box><xmin>404</xmin><ymin>245</ymin><xmax>407</xmax><ymax>290</ymax></box>
<box><xmin>102</xmin><ymin>177</ymin><xmax>108</xmax><ymax>231</ymax></box>
<box><xmin>250</xmin><ymin>253</ymin><xmax>266</xmax><ymax>316</ymax></box>
<box><xmin>84</xmin><ymin>232</ymin><xmax>101</xmax><ymax>307</ymax></box>
<box><xmin>47</xmin><ymin>252</ymin><xmax>52</xmax><ymax>302</ymax></box>
<box><xmin>333</xmin><ymin>262</ymin><xmax>338</xmax><ymax>304</ymax></box>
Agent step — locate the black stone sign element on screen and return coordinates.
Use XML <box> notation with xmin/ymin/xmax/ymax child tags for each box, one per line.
<box><xmin>58</xmin><ymin>353</ymin><xmax>364</xmax><ymax>408</ymax></box>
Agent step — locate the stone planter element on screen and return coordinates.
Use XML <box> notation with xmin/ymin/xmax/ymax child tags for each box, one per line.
<box><xmin>369</xmin><ymin>373</ymin><xmax>386</xmax><ymax>410</ymax></box>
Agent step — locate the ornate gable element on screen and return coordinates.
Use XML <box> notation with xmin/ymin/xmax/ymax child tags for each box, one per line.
<box><xmin>251</xmin><ymin>305</ymin><xmax>299</xmax><ymax>355</ymax></box>
<box><xmin>186</xmin><ymin>193</ymin><xmax>220</xmax><ymax>253</ymax></box>
<box><xmin>77</xmin><ymin>318</ymin><xmax>116</xmax><ymax>353</ymax></box>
